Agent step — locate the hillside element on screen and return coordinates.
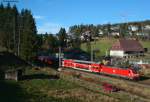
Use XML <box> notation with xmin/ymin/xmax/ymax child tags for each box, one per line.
<box><xmin>81</xmin><ymin>38</ymin><xmax>150</xmax><ymax>57</ymax></box>
<box><xmin>68</xmin><ymin>20</ymin><xmax>150</xmax><ymax>45</ymax></box>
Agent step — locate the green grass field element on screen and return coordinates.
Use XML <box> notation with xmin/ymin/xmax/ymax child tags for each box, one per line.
<box><xmin>81</xmin><ymin>38</ymin><xmax>150</xmax><ymax>57</ymax></box>
<box><xmin>81</xmin><ymin>38</ymin><xmax>116</xmax><ymax>57</ymax></box>
<box><xmin>0</xmin><ymin>68</ymin><xmax>81</xmax><ymax>102</ymax></box>
<box><xmin>1</xmin><ymin>68</ymin><xmax>116</xmax><ymax>102</ymax></box>
<box><xmin>140</xmin><ymin>40</ymin><xmax>150</xmax><ymax>49</ymax></box>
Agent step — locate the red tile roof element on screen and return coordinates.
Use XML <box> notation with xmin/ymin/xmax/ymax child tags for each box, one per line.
<box><xmin>111</xmin><ymin>39</ymin><xmax>144</xmax><ymax>52</ymax></box>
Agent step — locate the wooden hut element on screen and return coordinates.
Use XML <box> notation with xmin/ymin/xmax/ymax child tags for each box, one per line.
<box><xmin>5</xmin><ymin>69</ymin><xmax>23</xmax><ymax>81</ymax></box>
<box><xmin>0</xmin><ymin>52</ymin><xmax>28</xmax><ymax>81</ymax></box>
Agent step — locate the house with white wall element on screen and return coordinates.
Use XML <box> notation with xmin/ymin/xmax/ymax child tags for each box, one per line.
<box><xmin>110</xmin><ymin>39</ymin><xmax>144</xmax><ymax>58</ymax></box>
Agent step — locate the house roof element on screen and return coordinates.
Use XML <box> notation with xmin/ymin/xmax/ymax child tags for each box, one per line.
<box><xmin>111</xmin><ymin>39</ymin><xmax>144</xmax><ymax>52</ymax></box>
<box><xmin>0</xmin><ymin>52</ymin><xmax>28</xmax><ymax>71</ymax></box>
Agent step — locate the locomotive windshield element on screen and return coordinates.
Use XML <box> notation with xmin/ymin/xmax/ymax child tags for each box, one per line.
<box><xmin>130</xmin><ymin>64</ymin><xmax>141</xmax><ymax>73</ymax></box>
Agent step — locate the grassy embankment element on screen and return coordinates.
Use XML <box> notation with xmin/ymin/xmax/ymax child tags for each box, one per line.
<box><xmin>81</xmin><ymin>37</ymin><xmax>150</xmax><ymax>57</ymax></box>
<box><xmin>0</xmin><ymin>68</ymin><xmax>118</xmax><ymax>102</ymax></box>
<box><xmin>81</xmin><ymin>38</ymin><xmax>116</xmax><ymax>57</ymax></box>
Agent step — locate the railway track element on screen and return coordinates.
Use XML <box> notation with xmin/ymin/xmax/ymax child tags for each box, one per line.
<box><xmin>60</xmin><ymin>67</ymin><xmax>150</xmax><ymax>100</ymax></box>
<box><xmin>60</xmin><ymin>67</ymin><xmax>150</xmax><ymax>88</ymax></box>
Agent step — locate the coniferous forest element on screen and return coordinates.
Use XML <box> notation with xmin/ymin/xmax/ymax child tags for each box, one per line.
<box><xmin>0</xmin><ymin>3</ymin><xmax>38</xmax><ymax>60</ymax></box>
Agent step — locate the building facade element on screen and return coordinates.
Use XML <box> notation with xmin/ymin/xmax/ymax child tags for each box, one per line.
<box><xmin>110</xmin><ymin>39</ymin><xmax>144</xmax><ymax>58</ymax></box>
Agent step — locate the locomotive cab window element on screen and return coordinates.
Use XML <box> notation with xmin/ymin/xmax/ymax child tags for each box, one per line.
<box><xmin>132</xmin><ymin>70</ymin><xmax>137</xmax><ymax>74</ymax></box>
<box><xmin>128</xmin><ymin>71</ymin><xmax>131</xmax><ymax>73</ymax></box>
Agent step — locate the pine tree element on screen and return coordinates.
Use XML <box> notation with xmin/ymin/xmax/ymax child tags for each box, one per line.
<box><xmin>20</xmin><ymin>9</ymin><xmax>37</xmax><ymax>60</ymax></box>
<box><xmin>0</xmin><ymin>4</ymin><xmax>39</xmax><ymax>60</ymax></box>
<box><xmin>12</xmin><ymin>5</ymin><xmax>19</xmax><ymax>54</ymax></box>
<box><xmin>57</xmin><ymin>28</ymin><xmax>67</xmax><ymax>47</ymax></box>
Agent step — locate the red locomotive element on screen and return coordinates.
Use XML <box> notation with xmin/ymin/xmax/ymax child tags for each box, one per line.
<box><xmin>62</xmin><ymin>59</ymin><xmax>140</xmax><ymax>80</ymax></box>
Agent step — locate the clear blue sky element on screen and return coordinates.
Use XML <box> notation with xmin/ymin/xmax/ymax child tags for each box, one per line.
<box><xmin>2</xmin><ymin>0</ymin><xmax>150</xmax><ymax>34</ymax></box>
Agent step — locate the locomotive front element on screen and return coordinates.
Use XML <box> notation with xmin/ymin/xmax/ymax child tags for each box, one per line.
<box><xmin>129</xmin><ymin>69</ymin><xmax>140</xmax><ymax>80</ymax></box>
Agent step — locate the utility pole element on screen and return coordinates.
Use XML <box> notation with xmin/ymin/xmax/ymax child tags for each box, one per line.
<box><xmin>141</xmin><ymin>23</ymin><xmax>144</xmax><ymax>35</ymax></box>
<box><xmin>18</xmin><ymin>23</ymin><xmax>20</xmax><ymax>56</ymax></box>
<box><xmin>17</xmin><ymin>15</ymin><xmax>22</xmax><ymax>56</ymax></box>
<box><xmin>91</xmin><ymin>41</ymin><xmax>93</xmax><ymax>62</ymax></box>
<box><xmin>85</xmin><ymin>31</ymin><xmax>94</xmax><ymax>62</ymax></box>
<box><xmin>13</xmin><ymin>16</ymin><xmax>16</xmax><ymax>55</ymax></box>
<box><xmin>59</xmin><ymin>46</ymin><xmax>61</xmax><ymax>68</ymax></box>
<box><xmin>90</xmin><ymin>33</ymin><xmax>94</xmax><ymax>62</ymax></box>
<box><xmin>120</xmin><ymin>13</ymin><xmax>128</xmax><ymax>36</ymax></box>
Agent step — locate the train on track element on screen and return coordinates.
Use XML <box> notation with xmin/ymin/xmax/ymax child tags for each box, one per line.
<box><xmin>62</xmin><ymin>59</ymin><xmax>140</xmax><ymax>80</ymax></box>
<box><xmin>33</xmin><ymin>56</ymin><xmax>58</xmax><ymax>66</ymax></box>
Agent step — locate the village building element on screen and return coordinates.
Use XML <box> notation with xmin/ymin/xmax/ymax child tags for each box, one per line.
<box><xmin>129</xmin><ymin>25</ymin><xmax>138</xmax><ymax>32</ymax></box>
<box><xmin>98</xmin><ymin>29</ymin><xmax>104</xmax><ymax>36</ymax></box>
<box><xmin>111</xmin><ymin>31</ymin><xmax>120</xmax><ymax>36</ymax></box>
<box><xmin>81</xmin><ymin>31</ymin><xmax>92</xmax><ymax>41</ymax></box>
<box><xmin>110</xmin><ymin>39</ymin><xmax>144</xmax><ymax>58</ymax></box>
<box><xmin>0</xmin><ymin>52</ymin><xmax>27</xmax><ymax>81</ymax></box>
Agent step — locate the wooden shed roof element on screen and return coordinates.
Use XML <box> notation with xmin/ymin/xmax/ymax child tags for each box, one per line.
<box><xmin>0</xmin><ymin>52</ymin><xmax>28</xmax><ymax>71</ymax></box>
<box><xmin>111</xmin><ymin>39</ymin><xmax>144</xmax><ymax>52</ymax></box>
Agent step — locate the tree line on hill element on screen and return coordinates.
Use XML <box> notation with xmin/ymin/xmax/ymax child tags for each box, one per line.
<box><xmin>69</xmin><ymin>21</ymin><xmax>150</xmax><ymax>39</ymax></box>
<box><xmin>37</xmin><ymin>20</ymin><xmax>150</xmax><ymax>55</ymax></box>
<box><xmin>0</xmin><ymin>3</ymin><xmax>38</xmax><ymax>60</ymax></box>
<box><xmin>38</xmin><ymin>27</ymin><xmax>85</xmax><ymax>54</ymax></box>
<box><xmin>37</xmin><ymin>28</ymin><xmax>68</xmax><ymax>54</ymax></box>
<box><xmin>64</xmin><ymin>21</ymin><xmax>150</xmax><ymax>50</ymax></box>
